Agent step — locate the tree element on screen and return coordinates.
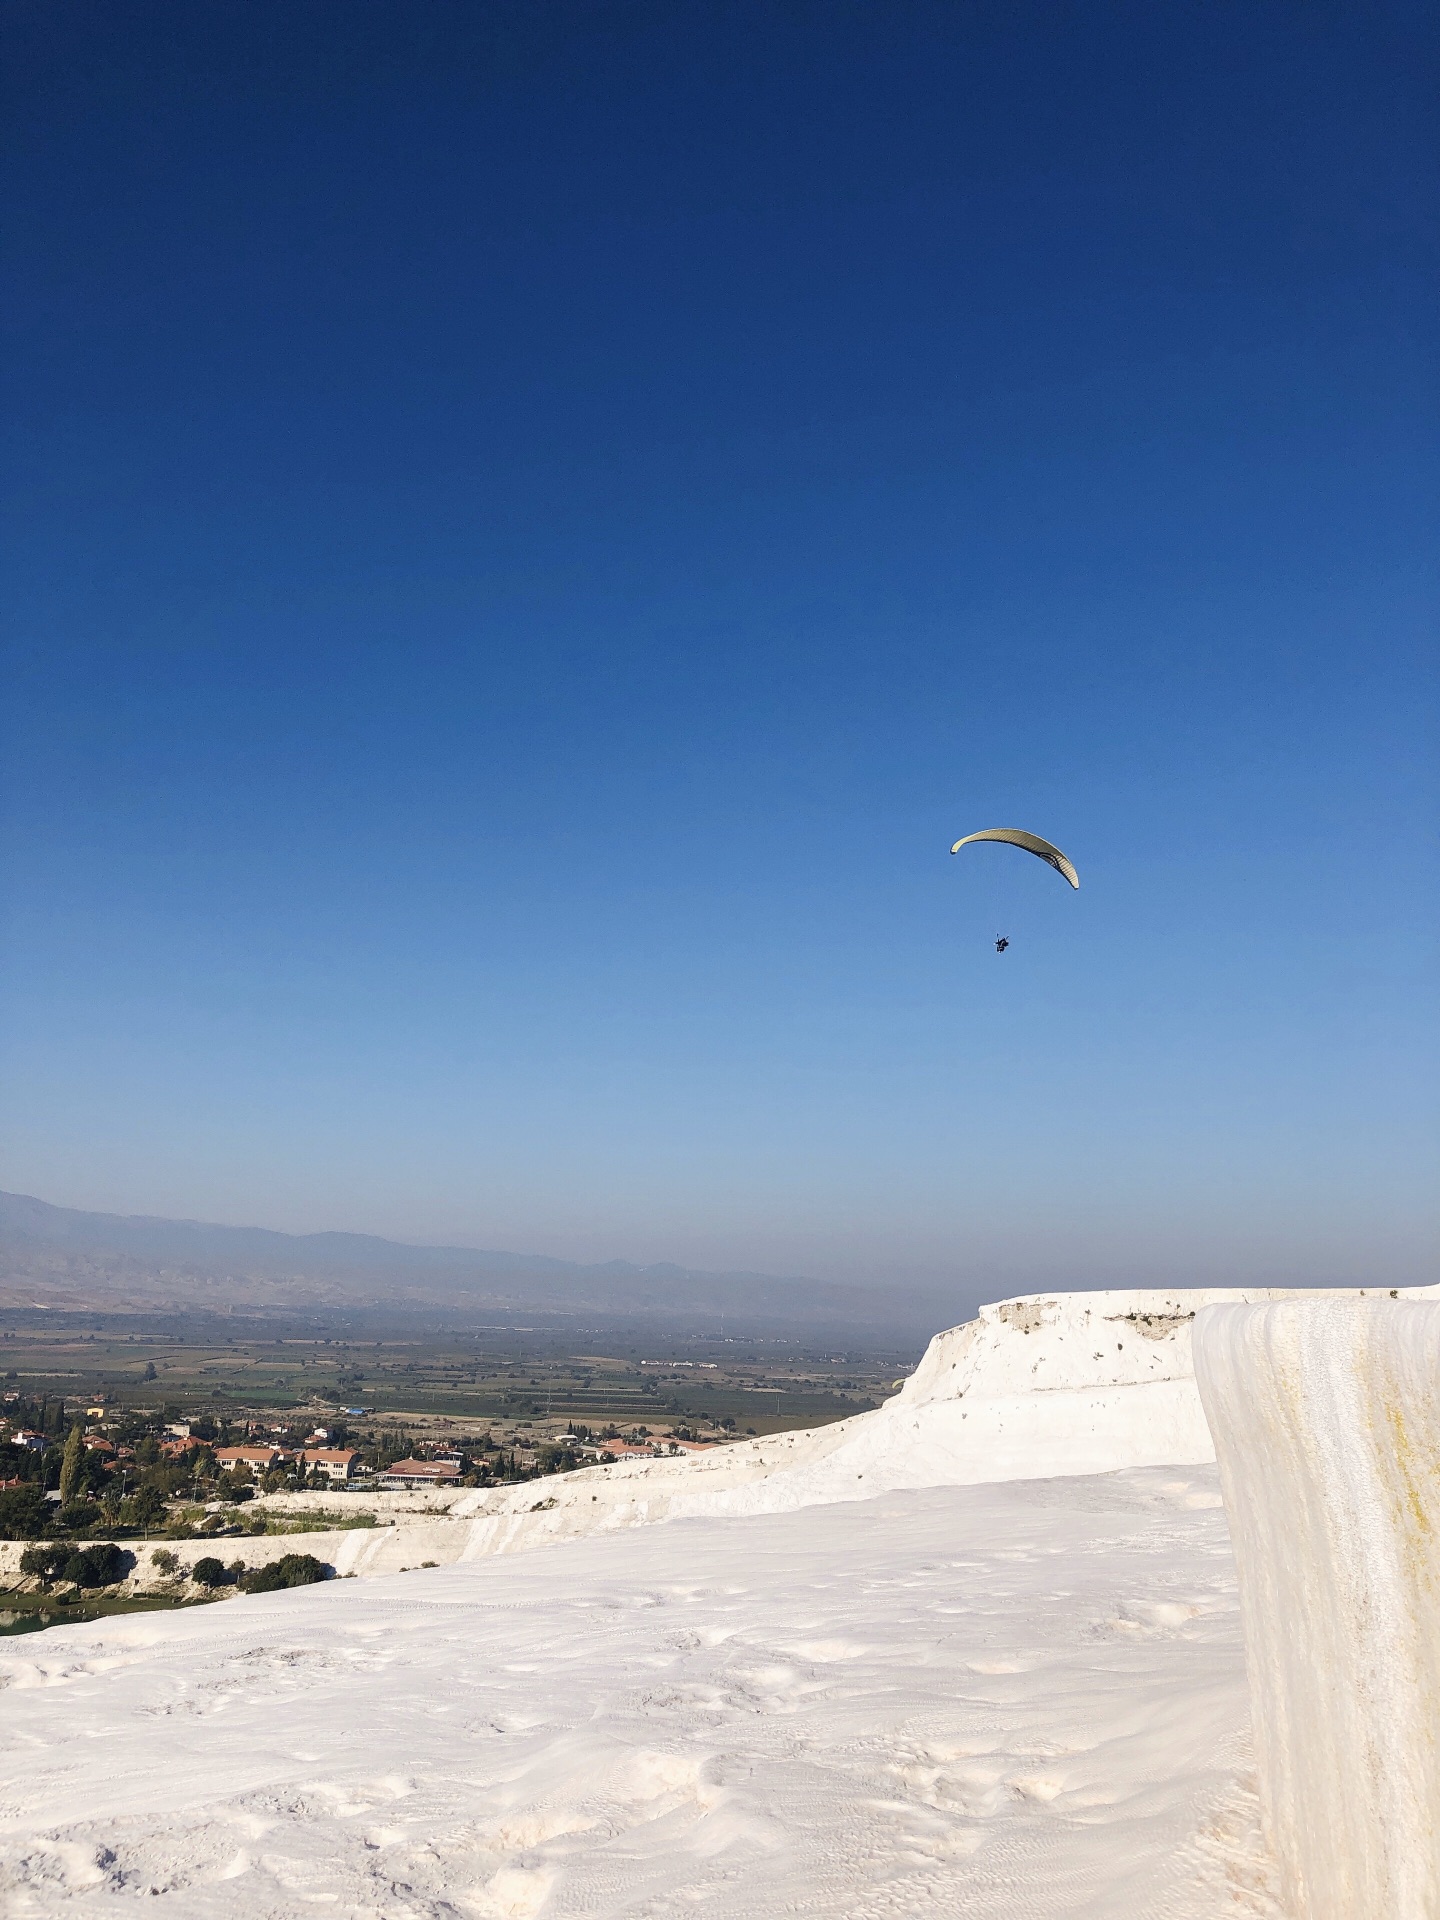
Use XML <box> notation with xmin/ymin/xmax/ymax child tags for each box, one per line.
<box><xmin>239</xmin><ymin>1553</ymin><xmax>327</xmax><ymax>1593</ymax></box>
<box><xmin>62</xmin><ymin>1543</ymin><xmax>129</xmax><ymax>1588</ymax></box>
<box><xmin>0</xmin><ymin>1484</ymin><xmax>50</xmax><ymax>1538</ymax></box>
<box><xmin>190</xmin><ymin>1556</ymin><xmax>228</xmax><ymax>1588</ymax></box>
<box><xmin>58</xmin><ymin>1424</ymin><xmax>86</xmax><ymax>1506</ymax></box>
<box><xmin>121</xmin><ymin>1485</ymin><xmax>166</xmax><ymax>1531</ymax></box>
<box><xmin>20</xmin><ymin>1542</ymin><xmax>68</xmax><ymax>1582</ymax></box>
<box><xmin>150</xmin><ymin>1549</ymin><xmax>180</xmax><ymax>1576</ymax></box>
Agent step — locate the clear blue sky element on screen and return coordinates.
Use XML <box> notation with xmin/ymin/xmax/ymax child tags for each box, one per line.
<box><xmin>3</xmin><ymin>2</ymin><xmax>1436</xmax><ymax>1303</ymax></box>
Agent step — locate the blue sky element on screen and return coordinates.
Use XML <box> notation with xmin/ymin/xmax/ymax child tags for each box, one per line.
<box><xmin>3</xmin><ymin>2</ymin><xmax>1436</xmax><ymax>1301</ymax></box>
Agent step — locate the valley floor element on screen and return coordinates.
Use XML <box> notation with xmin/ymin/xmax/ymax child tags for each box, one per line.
<box><xmin>0</xmin><ymin>1465</ymin><xmax>1277</xmax><ymax>1919</ymax></box>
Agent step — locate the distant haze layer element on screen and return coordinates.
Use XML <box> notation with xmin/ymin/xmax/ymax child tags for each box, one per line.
<box><xmin>0</xmin><ymin>1191</ymin><xmax>965</xmax><ymax>1339</ymax></box>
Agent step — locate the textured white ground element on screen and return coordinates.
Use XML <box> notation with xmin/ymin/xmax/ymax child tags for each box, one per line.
<box><xmin>0</xmin><ymin>1464</ymin><xmax>1279</xmax><ymax>1920</ymax></box>
<box><xmin>20</xmin><ymin>1282</ymin><xmax>1407</xmax><ymax>1916</ymax></box>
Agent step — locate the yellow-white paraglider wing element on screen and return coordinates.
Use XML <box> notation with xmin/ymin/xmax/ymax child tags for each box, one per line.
<box><xmin>949</xmin><ymin>828</ymin><xmax>1079</xmax><ymax>888</ymax></box>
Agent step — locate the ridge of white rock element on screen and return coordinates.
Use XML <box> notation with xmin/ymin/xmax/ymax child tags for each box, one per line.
<box><xmin>421</xmin><ymin>1282</ymin><xmax>1437</xmax><ymax>1557</ymax></box>
<box><xmin>5</xmin><ymin>1283</ymin><xmax>1431</xmax><ymax>1598</ymax></box>
<box><xmin>1193</xmin><ymin>1298</ymin><xmax>1440</xmax><ymax>1920</ymax></box>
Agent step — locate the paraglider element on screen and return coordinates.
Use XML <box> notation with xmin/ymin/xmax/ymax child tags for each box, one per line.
<box><xmin>949</xmin><ymin>828</ymin><xmax>1079</xmax><ymax>889</ymax></box>
<box><xmin>951</xmin><ymin>829</ymin><xmax>1077</xmax><ymax>952</ymax></box>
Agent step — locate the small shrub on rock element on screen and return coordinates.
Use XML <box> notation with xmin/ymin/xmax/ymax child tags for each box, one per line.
<box><xmin>19</xmin><ymin>1541</ymin><xmax>68</xmax><ymax>1582</ymax></box>
<box><xmin>62</xmin><ymin>1543</ymin><xmax>130</xmax><ymax>1588</ymax></box>
<box><xmin>150</xmin><ymin>1549</ymin><xmax>180</xmax><ymax>1576</ymax></box>
<box><xmin>190</xmin><ymin>1555</ymin><xmax>228</xmax><ymax>1588</ymax></box>
<box><xmin>239</xmin><ymin>1553</ymin><xmax>328</xmax><ymax>1594</ymax></box>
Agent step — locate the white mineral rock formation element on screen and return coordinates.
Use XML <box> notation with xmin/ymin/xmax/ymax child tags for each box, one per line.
<box><xmin>4</xmin><ymin>1284</ymin><xmax>1430</xmax><ymax>1602</ymax></box>
<box><xmin>412</xmin><ymin>1283</ymin><xmax>1433</xmax><ymax>1563</ymax></box>
<box><xmin>0</xmin><ymin>1466</ymin><xmax>1271</xmax><ymax>1918</ymax></box>
<box><xmin>4</xmin><ymin>1282</ymin><xmax>1436</xmax><ymax>1919</ymax></box>
<box><xmin>1193</xmin><ymin>1297</ymin><xmax>1440</xmax><ymax>1920</ymax></box>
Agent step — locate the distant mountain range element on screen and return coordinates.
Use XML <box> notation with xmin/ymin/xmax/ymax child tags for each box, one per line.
<box><xmin>0</xmin><ymin>1191</ymin><xmax>955</xmax><ymax>1337</ymax></box>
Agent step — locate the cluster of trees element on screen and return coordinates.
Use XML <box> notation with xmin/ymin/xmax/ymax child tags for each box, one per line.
<box><xmin>238</xmin><ymin>1552</ymin><xmax>326</xmax><ymax>1592</ymax></box>
<box><xmin>1</xmin><ymin>1437</ymin><xmax>185</xmax><ymax>1540</ymax></box>
<box><xmin>14</xmin><ymin>1539</ymin><xmax>328</xmax><ymax>1597</ymax></box>
<box><xmin>367</xmin><ymin>1424</ymin><xmax>569</xmax><ymax>1486</ymax></box>
<box><xmin>2</xmin><ymin>1392</ymin><xmax>79</xmax><ymax>1445</ymax></box>
<box><xmin>18</xmin><ymin>1541</ymin><xmax>131</xmax><ymax>1588</ymax></box>
<box><xmin>184</xmin><ymin>1550</ymin><xmax>326</xmax><ymax>1593</ymax></box>
<box><xmin>0</xmin><ymin>1409</ymin><xmax>267</xmax><ymax>1540</ymax></box>
<box><xmin>0</xmin><ymin>1386</ymin><xmax>734</xmax><ymax>1549</ymax></box>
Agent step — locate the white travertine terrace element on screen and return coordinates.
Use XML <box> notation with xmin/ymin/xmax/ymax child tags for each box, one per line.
<box><xmin>4</xmin><ymin>1283</ymin><xmax>1440</xmax><ymax>1917</ymax></box>
<box><xmin>8</xmin><ymin>1281</ymin><xmax>1430</xmax><ymax>1593</ymax></box>
<box><xmin>1193</xmin><ymin>1298</ymin><xmax>1440</xmax><ymax>1920</ymax></box>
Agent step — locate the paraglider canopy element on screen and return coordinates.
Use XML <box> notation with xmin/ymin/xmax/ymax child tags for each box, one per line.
<box><xmin>949</xmin><ymin>828</ymin><xmax>1079</xmax><ymax>889</ymax></box>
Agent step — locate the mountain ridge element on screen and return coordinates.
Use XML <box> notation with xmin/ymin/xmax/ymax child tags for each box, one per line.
<box><xmin>0</xmin><ymin>1191</ymin><xmax>953</xmax><ymax>1334</ymax></box>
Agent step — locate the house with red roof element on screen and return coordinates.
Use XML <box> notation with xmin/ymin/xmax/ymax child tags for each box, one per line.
<box><xmin>378</xmin><ymin>1458</ymin><xmax>460</xmax><ymax>1488</ymax></box>
<box><xmin>300</xmin><ymin>1447</ymin><xmax>359</xmax><ymax>1482</ymax></box>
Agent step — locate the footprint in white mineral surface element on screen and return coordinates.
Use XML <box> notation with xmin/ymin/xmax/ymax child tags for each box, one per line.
<box><xmin>361</xmin><ymin>1826</ymin><xmax>406</xmax><ymax>1850</ymax></box>
<box><xmin>294</xmin><ymin>1774</ymin><xmax>415</xmax><ymax>1820</ymax></box>
<box><xmin>778</xmin><ymin>1638</ymin><xmax>870</xmax><ymax>1662</ymax></box>
<box><xmin>1</xmin><ymin>1838</ymin><xmax>112</xmax><ymax>1892</ymax></box>
<box><xmin>1105</xmin><ymin>1597</ymin><xmax>1205</xmax><ymax>1635</ymax></box>
<box><xmin>419</xmin><ymin>1746</ymin><xmax>727</xmax><ymax>1918</ymax></box>
<box><xmin>640</xmin><ymin>1681</ymin><xmax>731</xmax><ymax>1716</ymax></box>
<box><xmin>481</xmin><ymin>1807</ymin><xmax>599</xmax><ymax>1851</ymax></box>
<box><xmin>891</xmin><ymin>1756</ymin><xmax>1012</xmax><ymax>1820</ymax></box>
<box><xmin>612</xmin><ymin>1747</ymin><xmax>713</xmax><ymax>1806</ymax></box>
<box><xmin>466</xmin><ymin>1863</ymin><xmax>554</xmax><ymax>1916</ymax></box>
<box><xmin>1009</xmin><ymin>1772</ymin><xmax>1067</xmax><ymax>1802</ymax></box>
<box><xmin>4</xmin><ymin>1819</ymin><xmax>304</xmax><ymax>1906</ymax></box>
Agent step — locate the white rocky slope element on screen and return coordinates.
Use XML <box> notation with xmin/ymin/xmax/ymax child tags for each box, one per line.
<box><xmin>395</xmin><ymin>1282</ymin><xmax>1438</xmax><ymax>1557</ymax></box>
<box><xmin>9</xmin><ymin>1282</ymin><xmax>1426</xmax><ymax>1594</ymax></box>
<box><xmin>4</xmin><ymin>1281</ymin><xmax>1432</xmax><ymax>1917</ymax></box>
<box><xmin>0</xmin><ymin>1466</ymin><xmax>1278</xmax><ymax>1919</ymax></box>
<box><xmin>260</xmin><ymin>1281</ymin><xmax>1440</xmax><ymax>1571</ymax></box>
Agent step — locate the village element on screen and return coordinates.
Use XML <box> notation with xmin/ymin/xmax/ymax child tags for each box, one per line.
<box><xmin>0</xmin><ymin>1381</ymin><xmax>755</xmax><ymax>1632</ymax></box>
<box><xmin>0</xmin><ymin>1318</ymin><xmax>897</xmax><ymax>1630</ymax></box>
<box><xmin>1</xmin><ymin>1385</ymin><xmax>734</xmax><ymax>1524</ymax></box>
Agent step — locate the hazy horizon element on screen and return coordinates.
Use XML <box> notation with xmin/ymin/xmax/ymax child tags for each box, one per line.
<box><xmin>3</xmin><ymin>4</ymin><xmax>1436</xmax><ymax>1299</ymax></box>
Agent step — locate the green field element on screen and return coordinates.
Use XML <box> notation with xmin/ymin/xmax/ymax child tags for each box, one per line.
<box><xmin>1</xmin><ymin>1311</ymin><xmax>912</xmax><ymax>1448</ymax></box>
